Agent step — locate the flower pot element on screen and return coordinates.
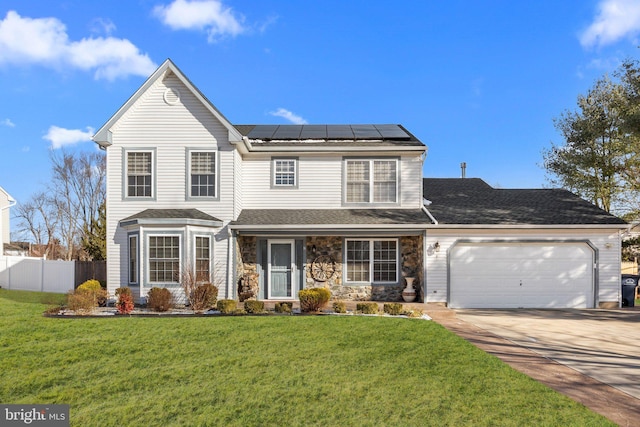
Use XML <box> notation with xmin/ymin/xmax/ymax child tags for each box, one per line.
<box><xmin>402</xmin><ymin>277</ymin><xmax>416</xmax><ymax>302</ymax></box>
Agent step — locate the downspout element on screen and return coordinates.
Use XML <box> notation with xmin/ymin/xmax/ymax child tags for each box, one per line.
<box><xmin>422</xmin><ymin>229</ymin><xmax>428</xmax><ymax>303</ymax></box>
<box><xmin>227</xmin><ymin>226</ymin><xmax>234</xmax><ymax>300</ymax></box>
<box><xmin>421</xmin><ymin>199</ymin><xmax>436</xmax><ymax>303</ymax></box>
<box><xmin>422</xmin><ymin>200</ymin><xmax>438</xmax><ymax>225</ymax></box>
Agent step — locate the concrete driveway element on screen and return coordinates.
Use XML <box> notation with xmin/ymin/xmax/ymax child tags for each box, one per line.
<box><xmin>454</xmin><ymin>309</ymin><xmax>640</xmax><ymax>400</ymax></box>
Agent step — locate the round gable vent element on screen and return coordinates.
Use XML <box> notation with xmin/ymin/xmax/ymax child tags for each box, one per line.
<box><xmin>163</xmin><ymin>87</ymin><xmax>181</xmax><ymax>105</ymax></box>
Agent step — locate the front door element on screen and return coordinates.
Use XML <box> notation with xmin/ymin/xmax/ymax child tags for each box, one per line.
<box><xmin>268</xmin><ymin>240</ymin><xmax>295</xmax><ymax>299</ymax></box>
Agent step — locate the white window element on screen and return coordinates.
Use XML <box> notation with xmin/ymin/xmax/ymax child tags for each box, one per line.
<box><xmin>345</xmin><ymin>159</ymin><xmax>397</xmax><ymax>204</ymax></box>
<box><xmin>195</xmin><ymin>236</ymin><xmax>211</xmax><ymax>283</ymax></box>
<box><xmin>345</xmin><ymin>239</ymin><xmax>398</xmax><ymax>284</ymax></box>
<box><xmin>127</xmin><ymin>152</ymin><xmax>153</xmax><ymax>197</ymax></box>
<box><xmin>129</xmin><ymin>235</ymin><xmax>138</xmax><ymax>284</ymax></box>
<box><xmin>190</xmin><ymin>151</ymin><xmax>216</xmax><ymax>198</ymax></box>
<box><xmin>149</xmin><ymin>236</ymin><xmax>180</xmax><ymax>283</ymax></box>
<box><xmin>272</xmin><ymin>158</ymin><xmax>297</xmax><ymax>187</ymax></box>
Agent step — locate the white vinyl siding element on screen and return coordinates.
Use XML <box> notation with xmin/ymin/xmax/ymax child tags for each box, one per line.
<box><xmin>345</xmin><ymin>159</ymin><xmax>398</xmax><ymax>205</ymax></box>
<box><xmin>345</xmin><ymin>239</ymin><xmax>398</xmax><ymax>284</ymax></box>
<box><xmin>242</xmin><ymin>154</ymin><xmax>422</xmax><ymax>209</ymax></box>
<box><xmin>105</xmin><ymin>74</ymin><xmax>235</xmax><ymax>299</ymax></box>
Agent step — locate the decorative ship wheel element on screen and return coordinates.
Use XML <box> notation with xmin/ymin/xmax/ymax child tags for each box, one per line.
<box><xmin>311</xmin><ymin>255</ymin><xmax>336</xmax><ymax>281</ymax></box>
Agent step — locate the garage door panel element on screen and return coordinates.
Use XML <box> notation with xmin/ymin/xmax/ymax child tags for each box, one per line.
<box><xmin>450</xmin><ymin>243</ymin><xmax>593</xmax><ymax>309</ymax></box>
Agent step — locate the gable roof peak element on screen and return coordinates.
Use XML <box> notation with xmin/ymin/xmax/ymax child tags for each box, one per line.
<box><xmin>92</xmin><ymin>58</ymin><xmax>242</xmax><ymax>148</ymax></box>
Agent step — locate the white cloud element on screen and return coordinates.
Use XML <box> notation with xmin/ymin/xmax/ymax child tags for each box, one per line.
<box><xmin>0</xmin><ymin>11</ymin><xmax>156</xmax><ymax>80</ymax></box>
<box><xmin>90</xmin><ymin>18</ymin><xmax>117</xmax><ymax>36</ymax></box>
<box><xmin>43</xmin><ymin>126</ymin><xmax>94</xmax><ymax>149</ymax></box>
<box><xmin>153</xmin><ymin>0</ymin><xmax>245</xmax><ymax>42</ymax></box>
<box><xmin>269</xmin><ymin>108</ymin><xmax>308</xmax><ymax>125</ymax></box>
<box><xmin>580</xmin><ymin>0</ymin><xmax>640</xmax><ymax>47</ymax></box>
<box><xmin>1</xmin><ymin>118</ymin><xmax>15</xmax><ymax>127</ymax></box>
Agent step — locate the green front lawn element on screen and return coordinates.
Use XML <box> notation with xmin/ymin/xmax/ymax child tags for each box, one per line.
<box><xmin>0</xmin><ymin>289</ymin><xmax>612</xmax><ymax>426</ymax></box>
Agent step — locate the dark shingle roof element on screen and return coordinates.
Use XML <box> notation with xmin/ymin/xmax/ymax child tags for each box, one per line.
<box><xmin>232</xmin><ymin>209</ymin><xmax>432</xmax><ymax>226</ymax></box>
<box><xmin>423</xmin><ymin>178</ymin><xmax>627</xmax><ymax>226</ymax></box>
<box><xmin>120</xmin><ymin>209</ymin><xmax>223</xmax><ymax>226</ymax></box>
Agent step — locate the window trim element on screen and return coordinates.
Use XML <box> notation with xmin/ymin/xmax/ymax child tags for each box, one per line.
<box><xmin>343</xmin><ymin>157</ymin><xmax>400</xmax><ymax>206</ymax></box>
<box><xmin>147</xmin><ymin>233</ymin><xmax>182</xmax><ymax>285</ymax></box>
<box><xmin>193</xmin><ymin>234</ymin><xmax>212</xmax><ymax>284</ymax></box>
<box><xmin>128</xmin><ymin>233</ymin><xmax>139</xmax><ymax>285</ymax></box>
<box><xmin>344</xmin><ymin>238</ymin><xmax>399</xmax><ymax>285</ymax></box>
<box><xmin>123</xmin><ymin>148</ymin><xmax>156</xmax><ymax>200</ymax></box>
<box><xmin>186</xmin><ymin>148</ymin><xmax>219</xmax><ymax>201</ymax></box>
<box><xmin>271</xmin><ymin>157</ymin><xmax>299</xmax><ymax>189</ymax></box>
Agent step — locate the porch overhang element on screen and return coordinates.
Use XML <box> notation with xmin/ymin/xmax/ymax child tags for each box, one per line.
<box><xmin>230</xmin><ymin>208</ymin><xmax>431</xmax><ymax>236</ymax></box>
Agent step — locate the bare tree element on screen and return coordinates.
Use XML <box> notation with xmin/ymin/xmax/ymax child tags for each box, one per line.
<box><xmin>14</xmin><ymin>150</ymin><xmax>105</xmax><ymax>260</ymax></box>
<box><xmin>48</xmin><ymin>150</ymin><xmax>105</xmax><ymax>260</ymax></box>
<box><xmin>14</xmin><ymin>191</ymin><xmax>59</xmax><ymax>258</ymax></box>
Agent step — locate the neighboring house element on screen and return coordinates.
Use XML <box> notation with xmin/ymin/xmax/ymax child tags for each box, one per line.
<box><xmin>0</xmin><ymin>186</ymin><xmax>16</xmax><ymax>256</ymax></box>
<box><xmin>93</xmin><ymin>59</ymin><xmax>627</xmax><ymax>308</ymax></box>
<box><xmin>422</xmin><ymin>179</ymin><xmax>627</xmax><ymax>308</ymax></box>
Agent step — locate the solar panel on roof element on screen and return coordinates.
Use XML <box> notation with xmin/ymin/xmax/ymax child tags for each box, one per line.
<box><xmin>352</xmin><ymin>125</ymin><xmax>382</xmax><ymax>139</ymax></box>
<box><xmin>272</xmin><ymin>125</ymin><xmax>303</xmax><ymax>139</ymax></box>
<box><xmin>300</xmin><ymin>125</ymin><xmax>327</xmax><ymax>139</ymax></box>
<box><xmin>326</xmin><ymin>125</ymin><xmax>354</xmax><ymax>139</ymax></box>
<box><xmin>375</xmin><ymin>124</ymin><xmax>410</xmax><ymax>139</ymax></box>
<box><xmin>246</xmin><ymin>125</ymin><xmax>279</xmax><ymax>139</ymax></box>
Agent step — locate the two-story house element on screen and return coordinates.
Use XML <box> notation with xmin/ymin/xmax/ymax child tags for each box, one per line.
<box><xmin>94</xmin><ymin>59</ymin><xmax>628</xmax><ymax>309</ymax></box>
<box><xmin>93</xmin><ymin>59</ymin><xmax>430</xmax><ymax>303</ymax></box>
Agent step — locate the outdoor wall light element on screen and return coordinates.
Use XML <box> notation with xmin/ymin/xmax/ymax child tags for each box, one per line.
<box><xmin>433</xmin><ymin>242</ymin><xmax>440</xmax><ymax>252</ymax></box>
<box><xmin>311</xmin><ymin>245</ymin><xmax>317</xmax><ymax>254</ymax></box>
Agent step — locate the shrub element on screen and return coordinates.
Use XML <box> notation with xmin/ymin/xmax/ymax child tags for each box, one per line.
<box><xmin>298</xmin><ymin>287</ymin><xmax>331</xmax><ymax>312</ymax></box>
<box><xmin>404</xmin><ymin>308</ymin><xmax>424</xmax><ymax>318</ymax></box>
<box><xmin>275</xmin><ymin>301</ymin><xmax>293</xmax><ymax>314</ymax></box>
<box><xmin>217</xmin><ymin>299</ymin><xmax>237</xmax><ymax>314</ymax></box>
<box><xmin>115</xmin><ymin>287</ymin><xmax>132</xmax><ymax>298</ymax></box>
<box><xmin>383</xmin><ymin>303</ymin><xmax>404</xmax><ymax>315</ymax></box>
<box><xmin>67</xmin><ymin>289</ymin><xmax>97</xmax><ymax>314</ymax></box>
<box><xmin>189</xmin><ymin>283</ymin><xmax>218</xmax><ymax>312</ymax></box>
<box><xmin>356</xmin><ymin>302</ymin><xmax>379</xmax><ymax>315</ymax></box>
<box><xmin>77</xmin><ymin>279</ymin><xmax>102</xmax><ymax>292</ymax></box>
<box><xmin>147</xmin><ymin>287</ymin><xmax>173</xmax><ymax>312</ymax></box>
<box><xmin>77</xmin><ymin>279</ymin><xmax>108</xmax><ymax>306</ymax></box>
<box><xmin>116</xmin><ymin>293</ymin><xmax>135</xmax><ymax>315</ymax></box>
<box><xmin>244</xmin><ymin>300</ymin><xmax>265</xmax><ymax>314</ymax></box>
<box><xmin>333</xmin><ymin>301</ymin><xmax>347</xmax><ymax>314</ymax></box>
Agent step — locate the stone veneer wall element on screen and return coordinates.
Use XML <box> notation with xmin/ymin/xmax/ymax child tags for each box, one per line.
<box><xmin>307</xmin><ymin>235</ymin><xmax>423</xmax><ymax>302</ymax></box>
<box><xmin>236</xmin><ymin>234</ymin><xmax>424</xmax><ymax>302</ymax></box>
<box><xmin>236</xmin><ymin>236</ymin><xmax>259</xmax><ymax>299</ymax></box>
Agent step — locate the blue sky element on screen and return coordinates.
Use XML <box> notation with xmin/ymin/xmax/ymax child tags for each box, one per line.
<box><xmin>1</xmin><ymin>0</ymin><xmax>640</xmax><ymax>219</ymax></box>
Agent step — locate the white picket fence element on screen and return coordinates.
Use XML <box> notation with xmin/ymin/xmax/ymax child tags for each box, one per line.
<box><xmin>0</xmin><ymin>256</ymin><xmax>75</xmax><ymax>294</ymax></box>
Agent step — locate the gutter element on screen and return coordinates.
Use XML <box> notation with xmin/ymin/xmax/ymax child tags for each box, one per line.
<box><xmin>423</xmin><ymin>223</ymin><xmax>628</xmax><ymax>230</ymax></box>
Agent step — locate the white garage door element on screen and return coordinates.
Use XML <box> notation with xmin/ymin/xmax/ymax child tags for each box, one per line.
<box><xmin>450</xmin><ymin>242</ymin><xmax>594</xmax><ymax>309</ymax></box>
